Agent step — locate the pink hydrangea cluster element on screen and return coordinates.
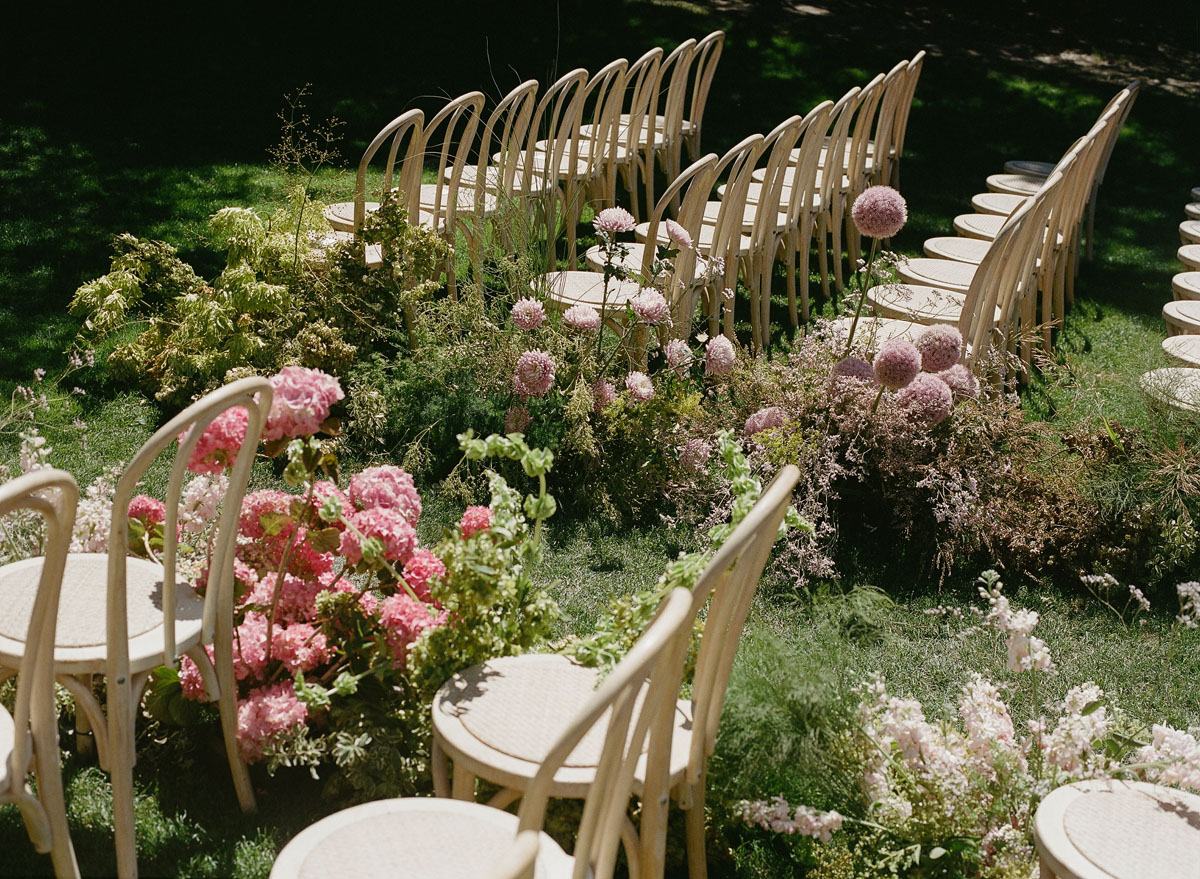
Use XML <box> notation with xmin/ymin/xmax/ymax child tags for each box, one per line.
<box><xmin>625</xmin><ymin>371</ymin><xmax>655</xmax><ymax>402</ymax></box>
<box><xmin>349</xmin><ymin>465</ymin><xmax>421</xmax><ymax>525</ymax></box>
<box><xmin>513</xmin><ymin>350</ymin><xmax>556</xmax><ymax>398</ymax></box>
<box><xmin>379</xmin><ymin>594</ymin><xmax>447</xmax><ymax>667</ymax></box>
<box><xmin>851</xmin><ymin>185</ymin><xmax>907</xmax><ymax>239</ymax></box>
<box><xmin>872</xmin><ymin>339</ymin><xmax>923</xmax><ymax>389</ymax></box>
<box><xmin>263</xmin><ymin>367</ymin><xmax>345</xmax><ymax>442</ymax></box>
<box><xmin>310</xmin><ymin>479</ymin><xmax>350</xmax><ymax>527</ymax></box>
<box><xmin>914</xmin><ymin>324</ymin><xmax>963</xmax><ymax>372</ymax></box>
<box><xmin>511</xmin><ymin>297</ymin><xmax>546</xmax><ymax>330</ymax></box>
<box><xmin>664</xmin><ymin>219</ymin><xmax>693</xmax><ymax>249</ymax></box>
<box><xmin>744</xmin><ymin>406</ymin><xmax>785</xmax><ymax>437</ymax></box>
<box><xmin>679</xmin><ymin>438</ymin><xmax>712</xmax><ymax>472</ymax></box>
<box><xmin>504</xmin><ymin>404</ymin><xmax>532</xmax><ymax>434</ymax></box>
<box><xmin>896</xmin><ymin>373</ymin><xmax>954</xmax><ymax>427</ymax></box>
<box><xmin>593</xmin><ymin>379</ymin><xmax>617</xmax><ymax>412</ymax></box>
<box><xmin>832</xmin><ymin>356</ymin><xmax>875</xmax><ymax>383</ymax></box>
<box><xmin>631</xmin><ymin>289</ymin><xmax>671</xmax><ymax>325</ymax></box>
<box><xmin>236</xmin><ymin>681</ymin><xmax>309</xmax><ymax>761</ymax></box>
<box><xmin>271</xmin><ymin>622</ymin><xmax>330</xmax><ymax>674</ymax></box>
<box><xmin>593</xmin><ymin>206</ymin><xmax>636</xmax><ymax>234</ymax></box>
<box><xmin>704</xmin><ymin>335</ymin><xmax>736</xmax><ymax>376</ymax></box>
<box><xmin>183</xmin><ymin>406</ymin><xmax>248</xmax><ymax>475</ymax></box>
<box><xmin>563</xmin><ymin>304</ymin><xmax>602</xmax><ymax>332</ymax></box>
<box><xmin>128</xmin><ymin>494</ymin><xmax>166</xmax><ymax>525</ymax></box>
<box><xmin>239</xmin><ymin>490</ymin><xmax>296</xmax><ymax>541</ymax></box>
<box><xmin>403</xmin><ymin>549</ymin><xmax>446</xmax><ymax>603</ymax></box>
<box><xmin>459</xmin><ymin>505</ymin><xmax>494</xmax><ymax>538</ymax></box>
<box><xmin>244</xmin><ymin>572</ymin><xmax>329</xmax><ymax>625</ymax></box>
<box><xmin>339</xmin><ymin>507</ymin><xmax>418</xmax><ymax>566</ymax></box>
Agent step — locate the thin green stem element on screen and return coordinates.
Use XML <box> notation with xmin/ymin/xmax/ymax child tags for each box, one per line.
<box><xmin>843</xmin><ymin>237</ymin><xmax>881</xmax><ymax>357</ymax></box>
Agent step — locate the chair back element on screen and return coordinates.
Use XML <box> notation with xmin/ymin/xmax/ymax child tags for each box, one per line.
<box><xmin>885</xmin><ymin>50</ymin><xmax>926</xmax><ymax>187</ymax></box>
<box><xmin>620</xmin><ymin>46</ymin><xmax>664</xmax><ymax>155</ymax></box>
<box><xmin>469</xmin><ymin>78</ymin><xmax>540</xmax><ymax>209</ymax></box>
<box><xmin>576</xmin><ymin>58</ymin><xmax>629</xmax><ymax>204</ymax></box>
<box><xmin>106</xmin><ymin>377</ymin><xmax>272</xmax><ymax>676</ymax></box>
<box><xmin>351</xmin><ymin>109</ymin><xmax>425</xmax><ymax>230</ymax></box>
<box><xmin>1093</xmin><ymin>81</ymin><xmax>1139</xmax><ymax>191</ymax></box>
<box><xmin>654</xmin><ymin>38</ymin><xmax>699</xmax><ymax>154</ymax></box>
<box><xmin>868</xmin><ymin>58</ymin><xmax>911</xmax><ymax>186</ymax></box>
<box><xmin>517</xmin><ymin>587</ymin><xmax>695</xmax><ymax>879</ymax></box>
<box><xmin>521</xmin><ymin>67</ymin><xmax>589</xmax><ymax>197</ymax></box>
<box><xmin>420</xmin><ymin>91</ymin><xmax>485</xmax><ymax>234</ymax></box>
<box><xmin>685</xmin><ymin>30</ymin><xmax>725</xmax><ymax>152</ymax></box>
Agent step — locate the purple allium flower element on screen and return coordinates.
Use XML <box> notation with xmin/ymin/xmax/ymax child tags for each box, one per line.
<box><xmin>513</xmin><ymin>350</ymin><xmax>555</xmax><ymax>398</ymax></box>
<box><xmin>563</xmin><ymin>304</ymin><xmax>602</xmax><ymax>332</ymax></box>
<box><xmin>832</xmin><ymin>356</ymin><xmax>875</xmax><ymax>382</ymax></box>
<box><xmin>705</xmin><ymin>335</ymin><xmax>737</xmax><ymax>376</ymax></box>
<box><xmin>679</xmin><ymin>438</ymin><xmax>712</xmax><ymax>472</ymax></box>
<box><xmin>896</xmin><ymin>373</ymin><xmax>954</xmax><ymax>427</ymax></box>
<box><xmin>664</xmin><ymin>338</ymin><xmax>692</xmax><ymax>372</ymax></box>
<box><xmin>504</xmin><ymin>404</ymin><xmax>531</xmax><ymax>434</ymax></box>
<box><xmin>915</xmin><ymin>324</ymin><xmax>963</xmax><ymax>372</ymax></box>
<box><xmin>511</xmin><ymin>297</ymin><xmax>546</xmax><ymax>330</ymax></box>
<box><xmin>744</xmin><ymin>406</ymin><xmax>785</xmax><ymax>437</ymax></box>
<box><xmin>665</xmin><ymin>219</ymin><xmax>693</xmax><ymax>249</ymax></box>
<box><xmin>872</xmin><ymin>339</ymin><xmax>922</xmax><ymax>390</ymax></box>
<box><xmin>631</xmin><ymin>289</ymin><xmax>670</xmax><ymax>325</ymax></box>
<box><xmin>593</xmin><ymin>379</ymin><xmax>617</xmax><ymax>412</ymax></box>
<box><xmin>625</xmin><ymin>371</ymin><xmax>655</xmax><ymax>402</ymax></box>
<box><xmin>594</xmin><ymin>206</ymin><xmax>636</xmax><ymax>234</ymax></box>
<box><xmin>937</xmin><ymin>363</ymin><xmax>980</xmax><ymax>401</ymax></box>
<box><xmin>851</xmin><ymin>185</ymin><xmax>907</xmax><ymax>239</ymax></box>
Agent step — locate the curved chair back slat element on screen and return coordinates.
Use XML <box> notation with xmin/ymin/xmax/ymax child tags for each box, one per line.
<box><xmin>685</xmin><ymin>30</ymin><xmax>725</xmax><ymax>159</ymax></box>
<box><xmin>868</xmin><ymin>59</ymin><xmax>911</xmax><ymax>187</ymax></box>
<box><xmin>523</xmin><ymin>67</ymin><xmax>589</xmax><ymax>197</ymax></box>
<box><xmin>421</xmin><ymin>91</ymin><xmax>486</xmax><ymax>234</ymax></box>
<box><xmin>352</xmin><ymin>109</ymin><xmax>425</xmax><ymax>230</ymax></box>
<box><xmin>471</xmin><ymin>78</ymin><xmax>540</xmax><ymax>208</ymax></box>
<box><xmin>888</xmin><ymin>49</ymin><xmax>926</xmax><ymax>188</ymax></box>
<box><xmin>705</xmin><ymin>133</ymin><xmax>767</xmax><ymax>337</ymax></box>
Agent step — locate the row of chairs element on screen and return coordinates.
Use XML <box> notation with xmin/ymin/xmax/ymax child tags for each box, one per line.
<box><xmin>1143</xmin><ymin>195</ymin><xmax>1200</xmax><ymax>414</ymax></box>
<box><xmin>849</xmin><ymin>82</ymin><xmax>1138</xmax><ymax>378</ymax></box>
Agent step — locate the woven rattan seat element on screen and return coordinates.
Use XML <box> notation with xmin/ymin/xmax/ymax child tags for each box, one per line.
<box><xmin>538</xmin><ymin>271</ymin><xmax>646</xmax><ymax>316</ymax></box>
<box><xmin>1172</xmin><ymin>271</ymin><xmax>1200</xmax><ymax>301</ymax></box>
<box><xmin>1185</xmin><ymin>202</ymin><xmax>1200</xmax><ymax>221</ymax></box>
<box><xmin>1003</xmin><ymin>159</ymin><xmax>1055</xmax><ymax>177</ymax></box>
<box><xmin>865</xmin><ymin>282</ymin><xmax>984</xmax><ymax>325</ymax></box>
<box><xmin>1163</xmin><ymin>334</ymin><xmax>1200</xmax><ymax>367</ymax></box>
<box><xmin>1180</xmin><ymin>245</ymin><xmax>1200</xmax><ymax>271</ymax></box>
<box><xmin>952</xmin><ymin>212</ymin><xmax>1005</xmax><ymax>240</ymax></box>
<box><xmin>1181</xmin><ymin>220</ymin><xmax>1200</xmax><ymax>246</ymax></box>
<box><xmin>895</xmin><ymin>257</ymin><xmax>979</xmax><ymax>293</ymax></box>
<box><xmin>1035</xmin><ymin>779</ymin><xmax>1200</xmax><ymax>878</ymax></box>
<box><xmin>1164</xmin><ymin>299</ymin><xmax>1200</xmax><ymax>335</ymax></box>
<box><xmin>923</xmin><ymin>236</ymin><xmax>990</xmax><ymax>265</ymax></box>
<box><xmin>832</xmin><ymin>315</ymin><xmax>927</xmax><ymax>347</ymax></box>
<box><xmin>971</xmin><ymin>191</ymin><xmax>1027</xmax><ymax>216</ymax></box>
<box><xmin>986</xmin><ymin>172</ymin><xmax>1043</xmax><ymax>196</ymax></box>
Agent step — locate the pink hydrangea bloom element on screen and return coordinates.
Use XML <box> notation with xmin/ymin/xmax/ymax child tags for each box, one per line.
<box><xmin>664</xmin><ymin>338</ymin><xmax>692</xmax><ymax>372</ymax></box>
<box><xmin>872</xmin><ymin>339</ymin><xmax>922</xmax><ymax>390</ymax></box>
<box><xmin>679</xmin><ymin>438</ymin><xmax>712</xmax><ymax>472</ymax></box>
<box><xmin>271</xmin><ymin>623</ymin><xmax>330</xmax><ymax>674</ymax></box>
<box><xmin>379</xmin><ymin>594</ymin><xmax>447</xmax><ymax>667</ymax></box>
<box><xmin>238</xmin><ymin>490</ymin><xmax>295</xmax><ymax>541</ymax></box>
<box><xmin>504</xmin><ymin>404</ymin><xmax>532</xmax><ymax>434</ymax></box>
<box><xmin>631</xmin><ymin>289</ymin><xmax>670</xmax><ymax>325</ymax></box>
<box><xmin>339</xmin><ymin>507</ymin><xmax>418</xmax><ymax>566</ymax></box>
<box><xmin>563</xmin><ymin>304</ymin><xmax>602</xmax><ymax>332</ymax></box>
<box><xmin>308</xmin><ymin>479</ymin><xmax>350</xmax><ymax>529</ymax></box>
<box><xmin>236</xmin><ymin>681</ymin><xmax>309</xmax><ymax>762</ymax></box>
<box><xmin>513</xmin><ymin>350</ymin><xmax>556</xmax><ymax>398</ymax></box>
<box><xmin>179</xmin><ymin>650</ymin><xmax>212</xmax><ymax>702</ymax></box>
<box><xmin>593</xmin><ymin>206</ymin><xmax>636</xmax><ymax>234</ymax></box>
<box><xmin>915</xmin><ymin>325</ymin><xmax>963</xmax><ymax>372</ymax></box>
<box><xmin>459</xmin><ymin>505</ymin><xmax>493</xmax><ymax>538</ymax></box>
<box><xmin>182</xmin><ymin>406</ymin><xmax>248</xmax><ymax>475</ymax></box>
<box><xmin>128</xmin><ymin>494</ymin><xmax>166</xmax><ymax>525</ymax></box>
<box><xmin>705</xmin><ymin>335</ymin><xmax>736</xmax><ymax>376</ymax></box>
<box><xmin>263</xmin><ymin>367</ymin><xmax>344</xmax><ymax>442</ymax></box>
<box><xmin>832</xmin><ymin>356</ymin><xmax>875</xmax><ymax>382</ymax></box>
<box><xmin>744</xmin><ymin>406</ymin><xmax>786</xmax><ymax>437</ymax></box>
<box><xmin>511</xmin><ymin>297</ymin><xmax>546</xmax><ymax>330</ymax></box>
<box><xmin>403</xmin><ymin>549</ymin><xmax>446</xmax><ymax>603</ymax></box>
<box><xmin>851</xmin><ymin>185</ymin><xmax>907</xmax><ymax>239</ymax></box>
<box><xmin>896</xmin><ymin>373</ymin><xmax>954</xmax><ymax>427</ymax></box>
<box><xmin>348</xmin><ymin>465</ymin><xmax>421</xmax><ymax>525</ymax></box>
<box><xmin>593</xmin><ymin>380</ymin><xmax>617</xmax><ymax>412</ymax></box>
<box><xmin>244</xmin><ymin>571</ymin><xmax>328</xmax><ymax>625</ymax></box>
<box><xmin>665</xmin><ymin>219</ymin><xmax>693</xmax><ymax>249</ymax></box>
<box><xmin>232</xmin><ymin>612</ymin><xmax>270</xmax><ymax>682</ymax></box>
<box><xmin>625</xmin><ymin>371</ymin><xmax>655</xmax><ymax>402</ymax></box>
<box><xmin>937</xmin><ymin>364</ymin><xmax>980</xmax><ymax>401</ymax></box>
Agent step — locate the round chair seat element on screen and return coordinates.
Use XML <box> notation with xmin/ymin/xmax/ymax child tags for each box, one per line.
<box><xmin>496</xmin><ymin>150</ymin><xmax>591</xmax><ymax>181</ymax></box>
<box><xmin>953</xmin><ymin>212</ymin><xmax>1005</xmax><ymax>241</ymax></box>
<box><xmin>702</xmin><ymin>199</ymin><xmax>786</xmax><ymax>234</ymax></box>
<box><xmin>533</xmin><ymin>137</ymin><xmax>630</xmax><ymax>163</ymax></box>
<box><xmin>986</xmin><ymin>172</ymin><xmax>1043</xmax><ymax>196</ymax></box>
<box><xmin>634</xmin><ymin>219</ymin><xmax>752</xmax><ymax>258</ymax></box>
<box><xmin>895</xmin><ymin>257</ymin><xmax>979</xmax><ymax>293</ymax></box>
<box><xmin>726</xmin><ymin>179</ymin><xmax>830</xmax><ymax>209</ymax></box>
<box><xmin>1002</xmin><ymin>159</ymin><xmax>1054</xmax><ymax>178</ymax></box>
<box><xmin>1180</xmin><ymin>245</ymin><xmax>1200</xmax><ymax>272</ymax></box>
<box><xmin>1180</xmin><ymin>220</ymin><xmax>1200</xmax><ymax>246</ymax></box>
<box><xmin>864</xmin><ymin>282</ymin><xmax>989</xmax><ymax>326</ymax></box>
<box><xmin>538</xmin><ymin>270</ymin><xmax>646</xmax><ymax>314</ymax></box>
<box><xmin>1163</xmin><ymin>335</ymin><xmax>1200</xmax><ymax>367</ymax></box>
<box><xmin>582</xmin><ymin>245</ymin><xmax>716</xmax><ymax>284</ymax></box>
<box><xmin>971</xmin><ymin>191</ymin><xmax>1027</xmax><ymax>216</ymax></box>
<box><xmin>1193</xmin><ymin>186</ymin><xmax>1200</xmax><ymax>203</ymax></box>
<box><xmin>1172</xmin><ymin>271</ymin><xmax>1200</xmax><ymax>301</ymax></box>
<box><xmin>0</xmin><ymin>703</ymin><xmax>15</xmax><ymax>790</ymax></box>
<box><xmin>0</xmin><ymin>553</ymin><xmax>203</xmax><ymax>675</ymax></box>
<box><xmin>269</xmin><ymin>797</ymin><xmax>573</xmax><ymax>879</ymax></box>
<box><xmin>1035</xmin><ymin>779</ymin><xmax>1200</xmax><ymax>879</ymax></box>
<box><xmin>833</xmin><ymin>315</ymin><xmax>927</xmax><ymax>349</ymax></box>
<box><xmin>453</xmin><ymin>165</ymin><xmax>551</xmax><ymax>196</ymax></box>
<box><xmin>1185</xmin><ymin>203</ymin><xmax>1200</xmax><ymax>221</ymax></box>
<box><xmin>418</xmin><ymin>183</ymin><xmax>499</xmax><ymax>216</ymax></box>
<box><xmin>1141</xmin><ymin>368</ymin><xmax>1200</xmax><ymax>413</ymax></box>
<box><xmin>323</xmin><ymin>202</ymin><xmax>439</xmax><ymax>235</ymax></box>
<box><xmin>1164</xmin><ymin>300</ymin><xmax>1200</xmax><ymax>336</ymax></box>
<box><xmin>923</xmin><ymin>236</ymin><xmax>990</xmax><ymax>265</ymax></box>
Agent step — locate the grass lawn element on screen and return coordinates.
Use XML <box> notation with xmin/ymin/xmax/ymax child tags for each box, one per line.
<box><xmin>2</xmin><ymin>2</ymin><xmax>1198</xmax><ymax>876</ymax></box>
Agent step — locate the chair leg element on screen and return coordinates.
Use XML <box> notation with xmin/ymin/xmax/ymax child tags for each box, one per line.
<box><xmin>31</xmin><ymin>688</ymin><xmax>81</xmax><ymax>878</ymax></box>
<box><xmin>619</xmin><ymin>815</ymin><xmax>643</xmax><ymax>879</ymax></box>
<box><xmin>817</xmin><ymin>214</ymin><xmax>831</xmax><ymax>300</ymax></box>
<box><xmin>831</xmin><ymin>205</ymin><xmax>846</xmax><ymax>297</ymax></box>
<box><xmin>431</xmin><ymin>736</ymin><xmax>451</xmax><ymax>798</ymax></box>
<box><xmin>451</xmin><ymin>764</ymin><xmax>477</xmax><ymax>801</ymax></box>
<box><xmin>685</xmin><ymin>775</ymin><xmax>707</xmax><ymax>879</ymax></box>
<box><xmin>107</xmin><ymin>675</ymin><xmax>138</xmax><ymax>879</ymax></box>
<box><xmin>798</xmin><ymin>233</ymin><xmax>812</xmax><ymax>324</ymax></box>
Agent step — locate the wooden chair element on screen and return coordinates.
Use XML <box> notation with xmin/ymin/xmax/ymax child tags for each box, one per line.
<box><xmin>1034</xmin><ymin>779</ymin><xmax>1200</xmax><ymax>878</ymax></box>
<box><xmin>0</xmin><ymin>377</ymin><xmax>272</xmax><ymax>878</ymax></box>
<box><xmin>1162</xmin><ymin>335</ymin><xmax>1200</xmax><ymax>367</ymax></box>
<box><xmin>885</xmin><ymin>50</ymin><xmax>926</xmax><ymax>190</ymax></box>
<box><xmin>833</xmin><ymin>72</ymin><xmax>887</xmax><ymax>277</ymax></box>
<box><xmin>1181</xmin><ymin>244</ymin><xmax>1200</xmax><ymax>272</ymax></box>
<box><xmin>1173</xmin><ymin>271</ymin><xmax>1200</xmax><ymax>301</ymax></box>
<box><xmin>679</xmin><ymin>31</ymin><xmax>725</xmax><ymax>167</ymax></box>
<box><xmin>0</xmin><ymin>469</ymin><xmax>80</xmax><ymax>879</ymax></box>
<box><xmin>270</xmin><ymin>586</ymin><xmax>697</xmax><ymax>879</ymax></box>
<box><xmin>1164</xmin><ymin>299</ymin><xmax>1200</xmax><ymax>336</ymax></box>
<box><xmin>637</xmin><ymin>39</ymin><xmax>698</xmax><ymax>217</ymax></box>
<box><xmin>1181</xmin><ymin>220</ymin><xmax>1200</xmax><ymax>246</ymax></box>
<box><xmin>431</xmin><ymin>466</ymin><xmax>802</xmax><ymax>879</ymax></box>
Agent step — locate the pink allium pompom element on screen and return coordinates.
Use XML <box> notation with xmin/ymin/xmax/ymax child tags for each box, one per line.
<box><xmin>896</xmin><ymin>373</ymin><xmax>954</xmax><ymax>427</ymax></box>
<box><xmin>631</xmin><ymin>289</ymin><xmax>671</xmax><ymax>325</ymax></box>
<box><xmin>511</xmin><ymin>297</ymin><xmax>546</xmax><ymax>330</ymax></box>
<box><xmin>664</xmin><ymin>338</ymin><xmax>692</xmax><ymax>372</ymax></box>
<box><xmin>915</xmin><ymin>324</ymin><xmax>964</xmax><ymax>373</ymax></box>
<box><xmin>665</xmin><ymin>219</ymin><xmax>694</xmax><ymax>249</ymax></box>
<box><xmin>236</xmin><ymin>681</ymin><xmax>309</xmax><ymax>762</ymax></box>
<box><xmin>348</xmin><ymin>465</ymin><xmax>421</xmax><ymax>525</ymax></box>
<box><xmin>744</xmin><ymin>406</ymin><xmax>786</xmax><ymax>437</ymax></box>
<box><xmin>625</xmin><ymin>371</ymin><xmax>655</xmax><ymax>402</ymax></box>
<box><xmin>593</xmin><ymin>380</ymin><xmax>617</xmax><ymax>412</ymax></box>
<box><xmin>339</xmin><ymin>507</ymin><xmax>417</xmax><ymax>566</ymax></box>
<box><xmin>938</xmin><ymin>364</ymin><xmax>980</xmax><ymax>401</ymax></box>
<box><xmin>263</xmin><ymin>367</ymin><xmax>344</xmax><ymax>442</ymax></box>
<box><xmin>832</xmin><ymin>356</ymin><xmax>875</xmax><ymax>382</ymax></box>
<box><xmin>379</xmin><ymin>594</ymin><xmax>447</xmax><ymax>667</ymax></box>
<box><xmin>851</xmin><ymin>185</ymin><xmax>907</xmax><ymax>239</ymax></box>
<box><xmin>459</xmin><ymin>505</ymin><xmax>494</xmax><ymax>538</ymax></box>
<box><xmin>872</xmin><ymin>339</ymin><xmax>922</xmax><ymax>390</ymax></box>
<box><xmin>182</xmin><ymin>406</ymin><xmax>248</xmax><ymax>475</ymax></box>
<box><xmin>504</xmin><ymin>404</ymin><xmax>532</xmax><ymax>434</ymax></box>
<box><xmin>679</xmin><ymin>438</ymin><xmax>712</xmax><ymax>472</ymax></box>
<box><xmin>128</xmin><ymin>494</ymin><xmax>166</xmax><ymax>525</ymax></box>
<box><xmin>403</xmin><ymin>549</ymin><xmax>446</xmax><ymax>603</ymax></box>
<box><xmin>594</xmin><ymin>206</ymin><xmax>636</xmax><ymax>234</ymax></box>
<box><xmin>705</xmin><ymin>335</ymin><xmax>737</xmax><ymax>376</ymax></box>
<box><xmin>563</xmin><ymin>304</ymin><xmax>602</xmax><ymax>332</ymax></box>
<box><xmin>513</xmin><ymin>350</ymin><xmax>556</xmax><ymax>398</ymax></box>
